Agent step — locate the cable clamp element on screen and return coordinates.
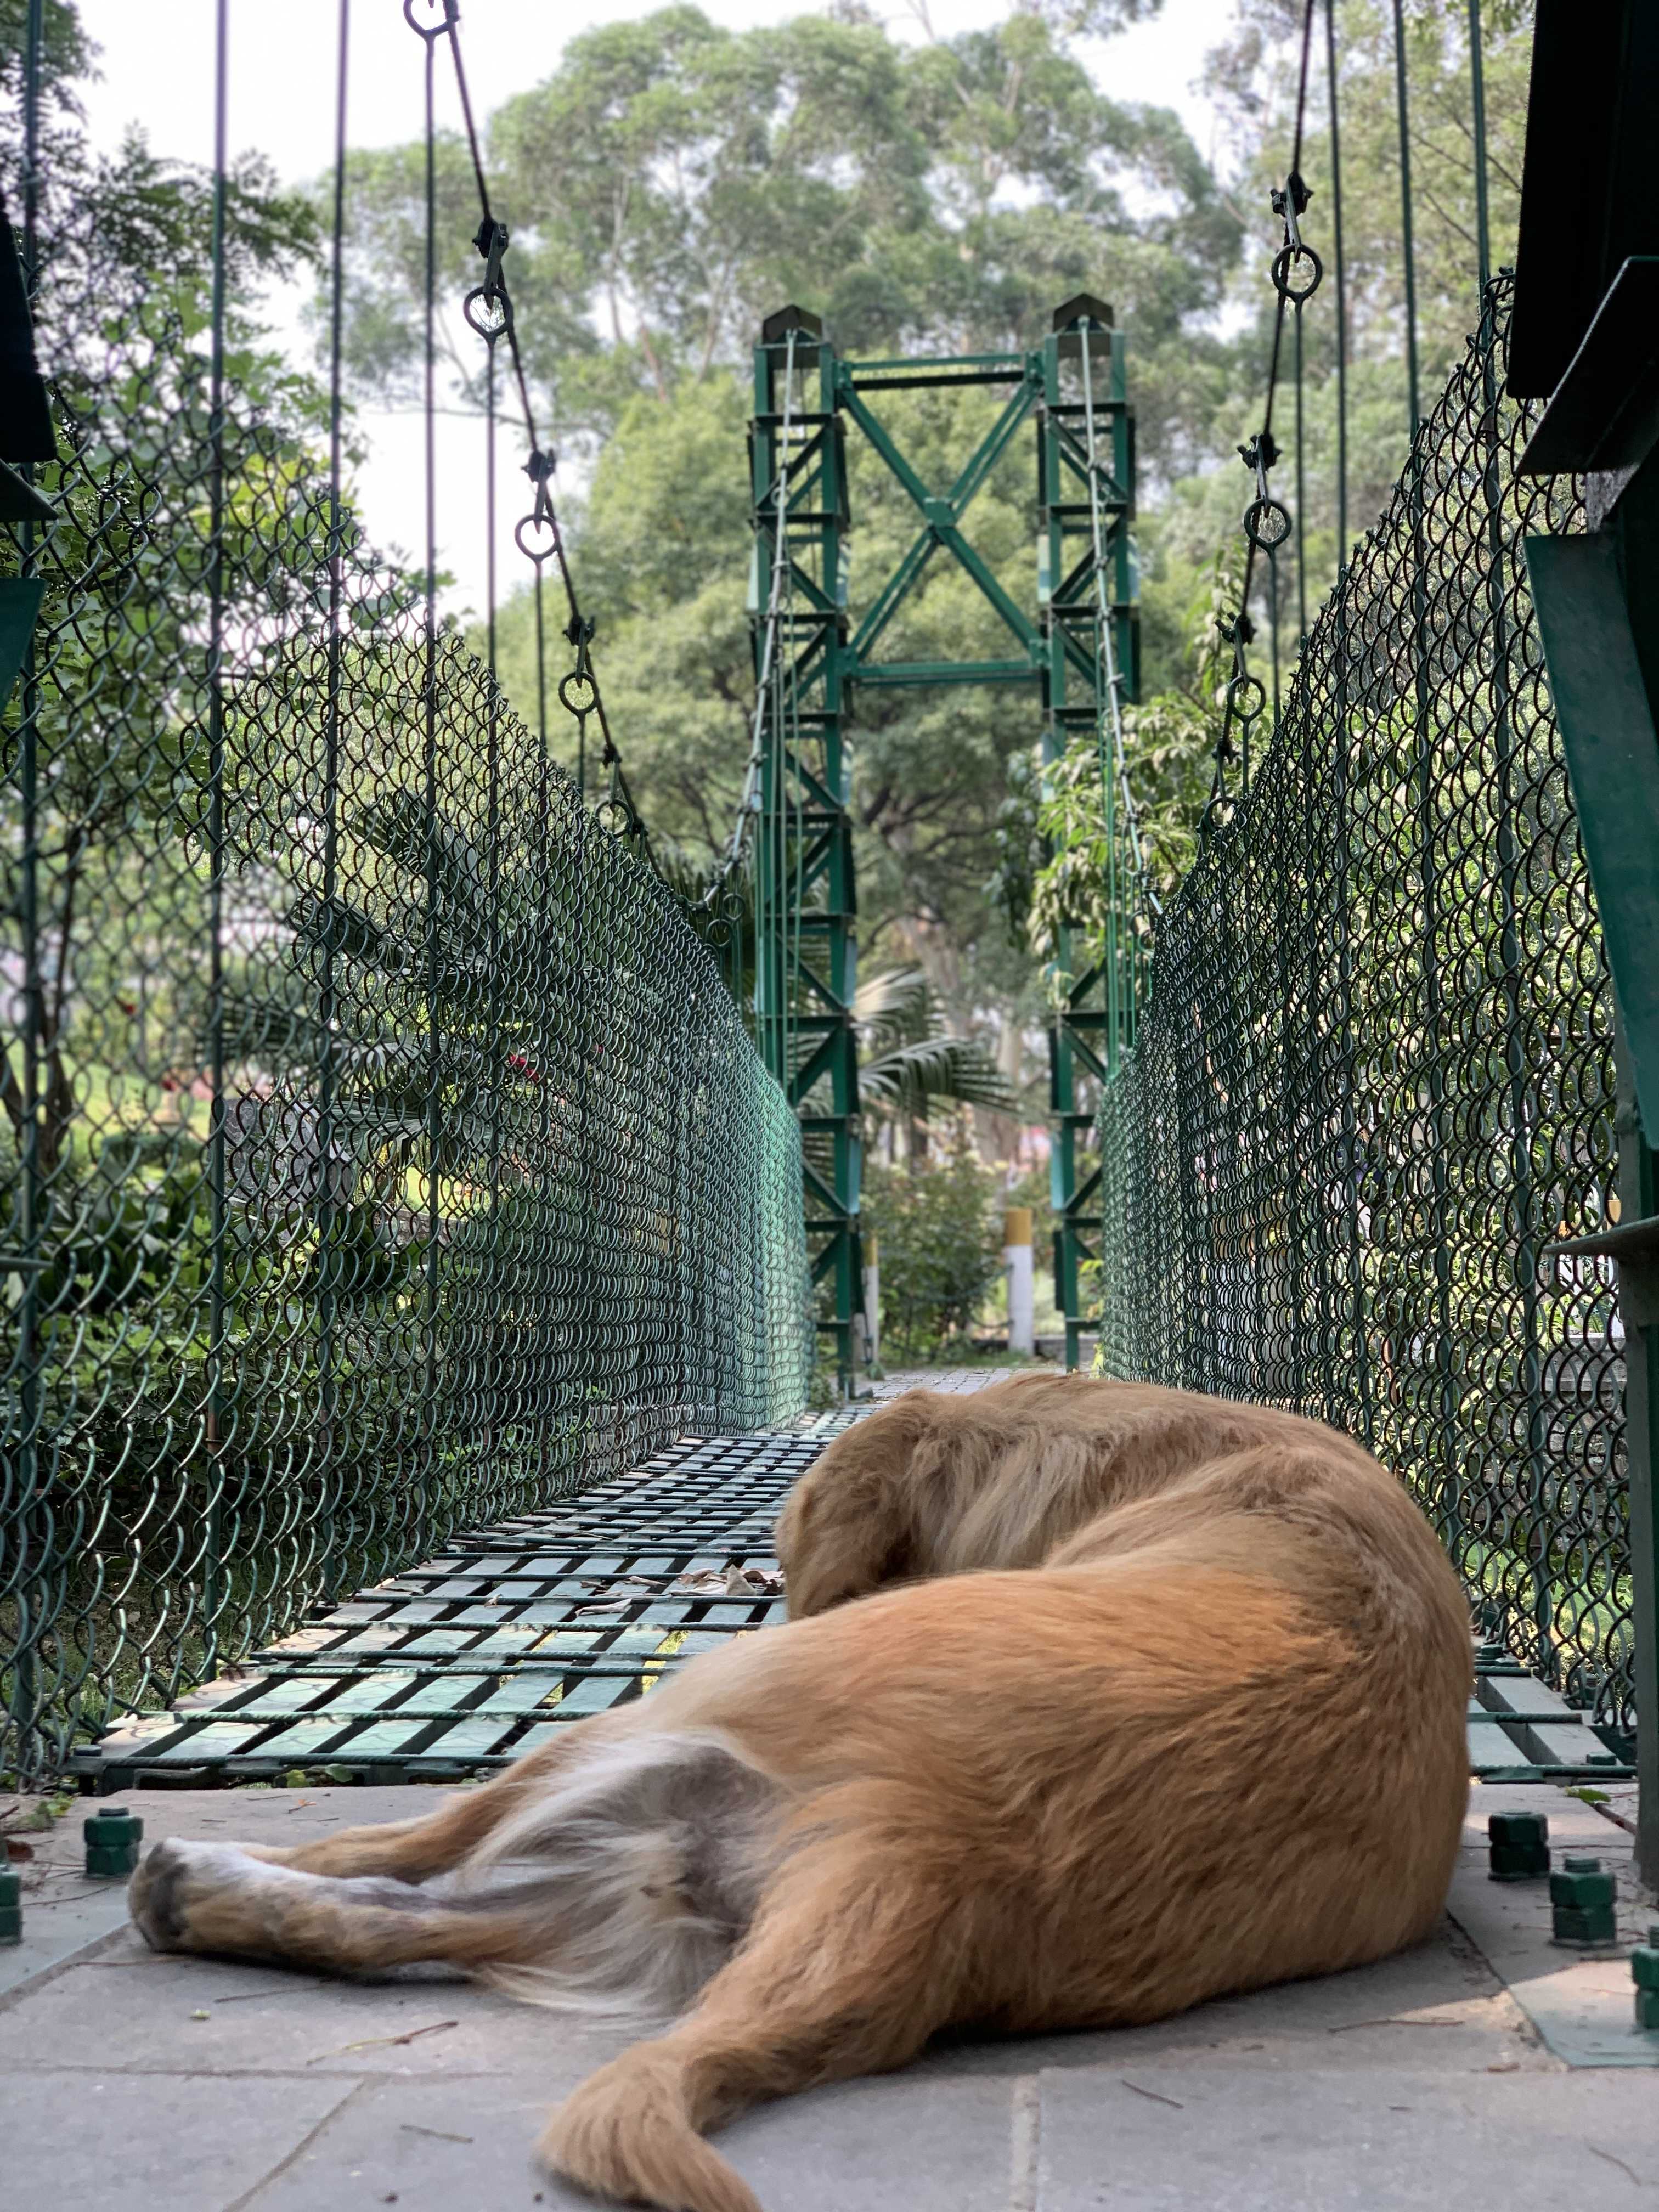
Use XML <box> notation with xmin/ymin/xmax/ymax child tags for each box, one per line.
<box><xmin>1239</xmin><ymin>432</ymin><xmax>1291</xmax><ymax>552</ymax></box>
<box><xmin>473</xmin><ymin>215</ymin><xmax>510</xmax><ymax>287</ymax></box>
<box><xmin>1270</xmin><ymin>170</ymin><xmax>1322</xmax><ymax>302</ymax></box>
<box><xmin>464</xmin><ymin>216</ymin><xmax>515</xmax><ymax>342</ymax></box>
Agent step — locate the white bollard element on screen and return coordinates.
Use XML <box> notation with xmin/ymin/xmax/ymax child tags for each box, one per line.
<box><xmin>862</xmin><ymin>1232</ymin><xmax>881</xmax><ymax>1370</ymax></box>
<box><xmin>1003</xmin><ymin>1206</ymin><xmax>1034</xmax><ymax>1355</ymax></box>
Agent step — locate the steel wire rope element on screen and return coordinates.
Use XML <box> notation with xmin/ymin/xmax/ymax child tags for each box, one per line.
<box><xmin>406</xmin><ymin>0</ymin><xmax>650</xmax><ymax>852</ymax></box>
<box><xmin>478</xmin><ymin>115</ymin><xmax>507</xmax><ymax>1506</ymax></box>
<box><xmin>1390</xmin><ymin>0</ymin><xmax>1422</xmax><ymax>435</ymax></box>
<box><xmin>314</xmin><ymin>0</ymin><xmax>351</xmax><ymax>1581</ymax></box>
<box><xmin>1325</xmin><ymin>0</ymin><xmax>1348</xmax><ymax>567</ymax></box>
<box><xmin>1468</xmin><ymin>0</ymin><xmax>1491</xmax><ymax>294</ymax></box>
<box><xmin>414</xmin><ymin>0</ymin><xmax>445</xmax><ymax>1551</ymax></box>
<box><xmin>1323</xmin><ymin>0</ymin><xmax>1373</xmax><ymax>1449</ymax></box>
<box><xmin>202</xmin><ymin>0</ymin><xmax>230</xmax><ymax>1664</ymax></box>
<box><xmin>1206</xmin><ymin>0</ymin><xmax>1319</xmax><ymax>819</ymax></box>
<box><xmin>9</xmin><ymin>0</ymin><xmax>47</xmax><ymax>1776</ymax></box>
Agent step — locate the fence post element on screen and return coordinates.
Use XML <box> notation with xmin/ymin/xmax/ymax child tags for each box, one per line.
<box><xmin>1003</xmin><ymin>1208</ymin><xmax>1035</xmax><ymax>1357</ymax></box>
<box><xmin>861</xmin><ymin>1233</ymin><xmax>881</xmax><ymax>1373</ymax></box>
<box><xmin>1526</xmin><ymin>510</ymin><xmax>1659</xmax><ymax>1890</ymax></box>
<box><xmin>1612</xmin><ymin>1020</ymin><xmax>1659</xmax><ymax>1891</ymax></box>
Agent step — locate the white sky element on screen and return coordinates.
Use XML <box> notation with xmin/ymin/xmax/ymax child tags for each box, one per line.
<box><xmin>74</xmin><ymin>0</ymin><xmax>1237</xmax><ymax>617</ymax></box>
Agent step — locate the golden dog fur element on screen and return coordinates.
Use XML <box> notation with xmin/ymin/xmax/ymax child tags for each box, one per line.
<box><xmin>127</xmin><ymin>1372</ymin><xmax>1472</xmax><ymax>2212</ymax></box>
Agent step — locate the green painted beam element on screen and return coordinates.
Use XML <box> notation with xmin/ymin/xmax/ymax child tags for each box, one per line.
<box><xmin>855</xmin><ymin>658</ymin><xmax>1036</xmax><ymax>689</ymax></box>
<box><xmin>1525</xmin><ymin>533</ymin><xmax>1659</xmax><ymax>1136</ymax></box>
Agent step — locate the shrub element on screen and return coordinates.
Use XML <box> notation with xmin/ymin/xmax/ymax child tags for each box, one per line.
<box><xmin>863</xmin><ymin>1135</ymin><xmax>1001</xmax><ymax>1357</ymax></box>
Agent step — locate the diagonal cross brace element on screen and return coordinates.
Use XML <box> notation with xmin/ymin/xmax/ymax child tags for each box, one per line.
<box><xmin>840</xmin><ymin>376</ymin><xmax>1042</xmax><ymax>665</ymax></box>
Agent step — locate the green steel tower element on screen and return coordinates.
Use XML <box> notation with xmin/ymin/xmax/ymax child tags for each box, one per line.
<box><xmin>749</xmin><ymin>309</ymin><xmax>863</xmax><ymax>1387</ymax></box>
<box><xmin>747</xmin><ymin>296</ymin><xmax>1139</xmax><ymax>1381</ymax></box>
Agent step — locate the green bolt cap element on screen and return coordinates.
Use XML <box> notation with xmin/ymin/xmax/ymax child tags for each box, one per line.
<box><xmin>1634</xmin><ymin>1926</ymin><xmax>1659</xmax><ymax>2034</ymax></box>
<box><xmin>1549</xmin><ymin>1854</ymin><xmax>1617</xmax><ymax>1948</ymax></box>
<box><xmin>83</xmin><ymin>1807</ymin><xmax>144</xmax><ymax>1880</ymax></box>
<box><xmin>0</xmin><ymin>1865</ymin><xmax>21</xmax><ymax>1944</ymax></box>
<box><xmin>1487</xmin><ymin>1810</ymin><xmax>1550</xmax><ymax>1882</ymax></box>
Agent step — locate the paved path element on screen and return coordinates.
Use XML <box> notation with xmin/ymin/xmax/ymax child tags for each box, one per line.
<box><xmin>2</xmin><ymin>1782</ymin><xmax>1654</xmax><ymax>2209</ymax></box>
<box><xmin>869</xmin><ymin>1363</ymin><xmax>1034</xmax><ymax>1395</ymax></box>
<box><xmin>10</xmin><ymin>1367</ymin><xmax>1654</xmax><ymax>2204</ymax></box>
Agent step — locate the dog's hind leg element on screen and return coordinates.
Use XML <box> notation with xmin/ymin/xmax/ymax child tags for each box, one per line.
<box><xmin>231</xmin><ymin>1708</ymin><xmax>646</xmax><ymax>1882</ymax></box>
<box><xmin>539</xmin><ymin>1839</ymin><xmax>960</xmax><ymax>2212</ymax></box>
<box><xmin>127</xmin><ymin>1836</ymin><xmax>539</xmax><ymax>1976</ymax></box>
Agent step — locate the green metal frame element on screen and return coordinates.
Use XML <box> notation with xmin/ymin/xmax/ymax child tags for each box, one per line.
<box><xmin>750</xmin><ymin>312</ymin><xmax>863</xmax><ymax>1385</ymax></box>
<box><xmin>1527</xmin><ymin>500</ymin><xmax>1659</xmax><ymax>1891</ymax></box>
<box><xmin>1036</xmin><ymin>306</ymin><xmax>1139</xmax><ymax>1367</ymax></box>
<box><xmin>747</xmin><ymin>298</ymin><xmax>1138</xmax><ymax>1379</ymax></box>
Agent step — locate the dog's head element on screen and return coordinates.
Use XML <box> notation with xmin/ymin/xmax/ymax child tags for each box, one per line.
<box><xmin>775</xmin><ymin>1393</ymin><xmax>938</xmax><ymax>1618</ymax></box>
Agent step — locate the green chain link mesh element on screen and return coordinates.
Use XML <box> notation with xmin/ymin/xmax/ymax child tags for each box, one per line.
<box><xmin>1098</xmin><ymin>279</ymin><xmax>1632</xmax><ymax>1741</ymax></box>
<box><xmin>1</xmin><ymin>224</ymin><xmax>811</xmax><ymax>1784</ymax></box>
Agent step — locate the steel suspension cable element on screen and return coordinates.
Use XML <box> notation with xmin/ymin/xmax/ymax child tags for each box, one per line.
<box><xmin>316</xmin><ymin>0</ymin><xmax>351</xmax><ymax>1568</ymax></box>
<box><xmin>1207</xmin><ymin>0</ymin><xmax>1319</xmax><ymax>815</ymax></box>
<box><xmin>1391</xmin><ymin>0</ymin><xmax>1422</xmax><ymax>435</ymax></box>
<box><xmin>1326</xmin><ymin>0</ymin><xmax>1348</xmax><ymax>571</ymax></box>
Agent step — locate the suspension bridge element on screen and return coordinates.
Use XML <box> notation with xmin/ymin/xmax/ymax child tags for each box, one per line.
<box><xmin>0</xmin><ymin>0</ymin><xmax>1655</xmax><ymax>1942</ymax></box>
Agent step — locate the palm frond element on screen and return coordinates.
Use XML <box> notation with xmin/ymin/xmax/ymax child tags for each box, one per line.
<box><xmin>859</xmin><ymin>1034</ymin><xmax>1017</xmax><ymax>1118</ymax></box>
<box><xmin>853</xmin><ymin>964</ymin><xmax>931</xmax><ymax>1048</ymax></box>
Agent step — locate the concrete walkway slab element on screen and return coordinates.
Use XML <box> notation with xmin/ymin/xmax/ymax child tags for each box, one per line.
<box><xmin>3</xmin><ymin>1780</ymin><xmax>1656</xmax><ymax>2210</ymax></box>
<box><xmin>1032</xmin><ymin>2066</ymin><xmax>1659</xmax><ymax>2210</ymax></box>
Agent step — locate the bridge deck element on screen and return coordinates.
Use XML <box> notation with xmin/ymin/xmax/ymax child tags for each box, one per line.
<box><xmin>81</xmin><ymin>1373</ymin><xmax>1629</xmax><ymax>1791</ymax></box>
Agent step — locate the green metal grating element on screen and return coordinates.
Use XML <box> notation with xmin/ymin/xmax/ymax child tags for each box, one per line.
<box><xmin>81</xmin><ymin>1414</ymin><xmax>1627</xmax><ymax>1792</ymax></box>
<box><xmin>79</xmin><ymin>1426</ymin><xmax>840</xmax><ymax>1789</ymax></box>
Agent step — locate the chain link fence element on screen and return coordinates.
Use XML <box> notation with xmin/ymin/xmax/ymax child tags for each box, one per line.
<box><xmin>1098</xmin><ymin>278</ymin><xmax>1632</xmax><ymax>1741</ymax></box>
<box><xmin>1</xmin><ymin>222</ymin><xmax>811</xmax><ymax>1784</ymax></box>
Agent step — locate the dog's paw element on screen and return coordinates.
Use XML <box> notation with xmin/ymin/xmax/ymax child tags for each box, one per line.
<box><xmin>128</xmin><ymin>1838</ymin><xmax>284</xmax><ymax>1956</ymax></box>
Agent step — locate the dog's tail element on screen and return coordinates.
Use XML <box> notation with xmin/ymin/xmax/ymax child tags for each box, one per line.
<box><xmin>449</xmin><ymin>1729</ymin><xmax>783</xmax><ymax>2025</ymax></box>
<box><xmin>541</xmin><ymin>2042</ymin><xmax>767</xmax><ymax>2212</ymax></box>
<box><xmin>538</xmin><ymin>1821</ymin><xmax>956</xmax><ymax>2212</ymax></box>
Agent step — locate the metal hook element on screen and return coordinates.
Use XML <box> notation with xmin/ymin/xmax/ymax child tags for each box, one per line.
<box><xmin>463</xmin><ymin>285</ymin><xmax>514</xmax><ymax>343</ymax></box>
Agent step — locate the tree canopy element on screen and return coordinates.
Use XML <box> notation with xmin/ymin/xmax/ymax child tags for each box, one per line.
<box><xmin>4</xmin><ymin>0</ymin><xmax>1539</xmax><ymax>1093</ymax></box>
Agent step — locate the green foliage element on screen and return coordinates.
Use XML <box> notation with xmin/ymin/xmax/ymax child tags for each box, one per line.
<box><xmin>336</xmin><ymin>3</ymin><xmax>1246</xmax><ymax>1012</ymax></box>
<box><xmin>864</xmin><ymin>1133</ymin><xmax>1002</xmax><ymax>1355</ymax></box>
<box><xmin>331</xmin><ymin>4</ymin><xmax>1236</xmax><ymax>455</ymax></box>
<box><xmin>0</xmin><ymin>0</ymin><xmax>87</xmax><ymax>165</ymax></box>
<box><xmin>1006</xmin><ymin>548</ymin><xmax>1237</xmax><ymax>963</ymax></box>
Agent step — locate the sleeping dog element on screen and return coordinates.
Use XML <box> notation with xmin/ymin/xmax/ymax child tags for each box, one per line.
<box><xmin>129</xmin><ymin>1371</ymin><xmax>1472</xmax><ymax>2212</ymax></box>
